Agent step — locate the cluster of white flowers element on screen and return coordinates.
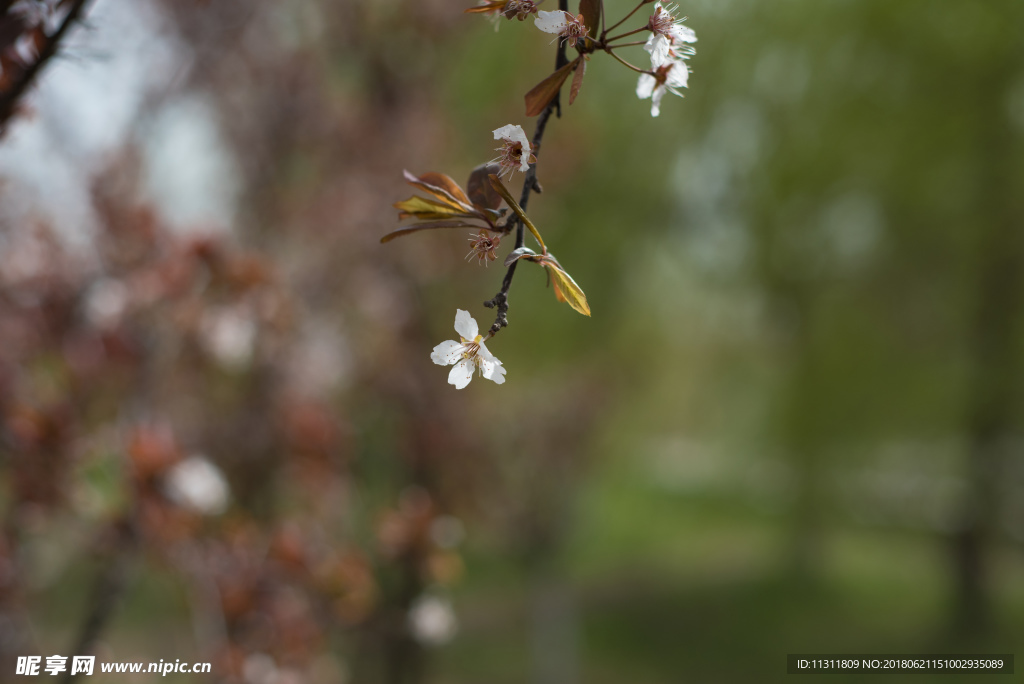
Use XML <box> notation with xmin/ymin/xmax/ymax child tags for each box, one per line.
<box><xmin>420</xmin><ymin>5</ymin><xmax>702</xmax><ymax>388</ymax></box>
<box><xmin>636</xmin><ymin>2</ymin><xmax>697</xmax><ymax>117</ymax></box>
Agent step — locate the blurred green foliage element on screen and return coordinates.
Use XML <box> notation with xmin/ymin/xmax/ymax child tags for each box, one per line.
<box><xmin>428</xmin><ymin>0</ymin><xmax>1024</xmax><ymax>681</ymax></box>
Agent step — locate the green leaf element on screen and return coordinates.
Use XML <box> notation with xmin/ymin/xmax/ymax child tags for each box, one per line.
<box><xmin>394</xmin><ymin>195</ymin><xmax>477</xmax><ymax>221</ymax></box>
<box><xmin>487</xmin><ymin>175</ymin><xmax>547</xmax><ymax>253</ymax></box>
<box><xmin>547</xmin><ymin>261</ymin><xmax>591</xmax><ymax>316</ymax></box>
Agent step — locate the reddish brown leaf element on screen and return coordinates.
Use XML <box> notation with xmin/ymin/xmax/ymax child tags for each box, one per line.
<box><xmin>524</xmin><ymin>56</ymin><xmax>582</xmax><ymax>117</ymax></box>
<box><xmin>417</xmin><ymin>172</ymin><xmax>472</xmax><ymax>206</ymax></box>
<box><xmin>402</xmin><ymin>170</ymin><xmax>475</xmax><ymax>213</ymax></box>
<box><xmin>579</xmin><ymin>0</ymin><xmax>601</xmax><ymax>39</ymax></box>
<box><xmin>467</xmin><ymin>163</ymin><xmax>505</xmax><ymax>211</ymax></box>
<box><xmin>380</xmin><ymin>220</ymin><xmax>485</xmax><ymax>243</ymax></box>
<box><xmin>569</xmin><ymin>57</ymin><xmax>586</xmax><ymax>105</ymax></box>
<box><xmin>465</xmin><ymin>1</ymin><xmax>504</xmax><ymax>13</ymax></box>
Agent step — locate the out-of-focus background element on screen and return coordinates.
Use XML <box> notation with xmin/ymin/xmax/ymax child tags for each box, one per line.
<box><xmin>1</xmin><ymin>0</ymin><xmax>1023</xmax><ymax>682</ymax></box>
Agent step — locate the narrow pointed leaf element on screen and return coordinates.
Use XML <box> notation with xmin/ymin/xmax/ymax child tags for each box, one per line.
<box><xmin>524</xmin><ymin>56</ymin><xmax>582</xmax><ymax>117</ymax></box>
<box><xmin>394</xmin><ymin>195</ymin><xmax>476</xmax><ymax>221</ymax></box>
<box><xmin>381</xmin><ymin>220</ymin><xmax>484</xmax><ymax>243</ymax></box>
<box><xmin>503</xmin><ymin>246</ymin><xmax>538</xmax><ymax>267</ymax></box>
<box><xmin>569</xmin><ymin>57</ymin><xmax>586</xmax><ymax>105</ymax></box>
<box><xmin>465</xmin><ymin>2</ymin><xmax>504</xmax><ymax>13</ymax></box>
<box><xmin>579</xmin><ymin>0</ymin><xmax>600</xmax><ymax>39</ymax></box>
<box><xmin>467</xmin><ymin>162</ymin><xmax>505</xmax><ymax>211</ymax></box>
<box><xmin>487</xmin><ymin>175</ymin><xmax>546</xmax><ymax>253</ymax></box>
<box><xmin>547</xmin><ymin>263</ymin><xmax>591</xmax><ymax>316</ymax></box>
<box><xmin>418</xmin><ymin>172</ymin><xmax>473</xmax><ymax>206</ymax></box>
<box><xmin>402</xmin><ymin>170</ymin><xmax>476</xmax><ymax>213</ymax></box>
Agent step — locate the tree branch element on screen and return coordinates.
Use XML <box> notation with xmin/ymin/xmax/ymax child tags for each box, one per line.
<box><xmin>59</xmin><ymin>517</ymin><xmax>137</xmax><ymax>684</ymax></box>
<box><xmin>484</xmin><ymin>0</ymin><xmax>569</xmax><ymax>336</ymax></box>
<box><xmin>0</xmin><ymin>0</ymin><xmax>92</xmax><ymax>132</ymax></box>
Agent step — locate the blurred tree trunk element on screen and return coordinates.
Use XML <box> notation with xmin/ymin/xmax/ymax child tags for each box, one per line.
<box><xmin>788</xmin><ymin>354</ymin><xmax>824</xmax><ymax>582</ymax></box>
<box><xmin>770</xmin><ymin>284</ymin><xmax>826</xmax><ymax>581</ymax></box>
<box><xmin>528</xmin><ymin>554</ymin><xmax>579</xmax><ymax>684</ymax></box>
<box><xmin>950</xmin><ymin>61</ymin><xmax>1024</xmax><ymax>634</ymax></box>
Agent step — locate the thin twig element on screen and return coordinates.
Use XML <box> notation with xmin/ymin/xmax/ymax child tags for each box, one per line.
<box><xmin>59</xmin><ymin>518</ymin><xmax>137</xmax><ymax>684</ymax></box>
<box><xmin>607</xmin><ymin>39</ymin><xmax>647</xmax><ymax>48</ymax></box>
<box><xmin>605</xmin><ymin>48</ymin><xmax>651</xmax><ymax>75</ymax></box>
<box><xmin>0</xmin><ymin>0</ymin><xmax>93</xmax><ymax>130</ymax></box>
<box><xmin>602</xmin><ymin>0</ymin><xmax>647</xmax><ymax>37</ymax></box>
<box><xmin>604</xmin><ymin>26</ymin><xmax>648</xmax><ymax>43</ymax></box>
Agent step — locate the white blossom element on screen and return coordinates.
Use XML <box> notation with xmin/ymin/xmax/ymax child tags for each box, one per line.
<box><xmin>534</xmin><ymin>9</ymin><xmax>568</xmax><ymax>33</ymax></box>
<box><xmin>200</xmin><ymin>306</ymin><xmax>257</xmax><ymax>369</ymax></box>
<box><xmin>636</xmin><ymin>60</ymin><xmax>689</xmax><ymax>117</ymax></box>
<box><xmin>85</xmin><ymin>278</ymin><xmax>128</xmax><ymax>328</ymax></box>
<box><xmin>165</xmin><ymin>456</ymin><xmax>230</xmax><ymax>515</ymax></box>
<box><xmin>533</xmin><ymin>10</ymin><xmax>587</xmax><ymax>48</ymax></box>
<box><xmin>430</xmin><ymin>310</ymin><xmax>506</xmax><ymax>389</ymax></box>
<box><xmin>492</xmin><ymin>123</ymin><xmax>535</xmax><ymax>178</ymax></box>
<box><xmin>408</xmin><ymin>594</ymin><xmax>458</xmax><ymax>646</ymax></box>
<box><xmin>645</xmin><ymin>2</ymin><xmax>697</xmax><ymax>65</ymax></box>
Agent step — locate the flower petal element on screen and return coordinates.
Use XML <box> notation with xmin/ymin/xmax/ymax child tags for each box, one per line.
<box><xmin>509</xmin><ymin>126</ymin><xmax>531</xmax><ymax>152</ymax></box>
<box><xmin>650</xmin><ymin>85</ymin><xmax>666</xmax><ymax>117</ymax></box>
<box><xmin>517</xmin><ymin>152</ymin><xmax>531</xmax><ymax>173</ymax></box>
<box><xmin>636</xmin><ymin>73</ymin><xmax>656</xmax><ymax>99</ymax></box>
<box><xmin>448</xmin><ymin>359</ymin><xmax>475</xmax><ymax>389</ymax></box>
<box><xmin>431</xmin><ymin>339</ymin><xmax>465</xmax><ymax>366</ymax></box>
<box><xmin>667</xmin><ymin>61</ymin><xmax>689</xmax><ymax>89</ymax></box>
<box><xmin>534</xmin><ymin>9</ymin><xmax>568</xmax><ymax>34</ymax></box>
<box><xmin>479</xmin><ymin>356</ymin><xmax>506</xmax><ymax>384</ymax></box>
<box><xmin>477</xmin><ymin>343</ymin><xmax>506</xmax><ymax>384</ymax></box>
<box><xmin>454</xmin><ymin>309</ymin><xmax>479</xmax><ymax>340</ymax></box>
<box><xmin>492</xmin><ymin>124</ymin><xmax>526</xmax><ymax>145</ymax></box>
<box><xmin>477</xmin><ymin>340</ymin><xmax>499</xmax><ymax>364</ymax></box>
<box><xmin>644</xmin><ymin>34</ymin><xmax>672</xmax><ymax>66</ymax></box>
<box><xmin>672</xmin><ymin>24</ymin><xmax>698</xmax><ymax>44</ymax></box>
